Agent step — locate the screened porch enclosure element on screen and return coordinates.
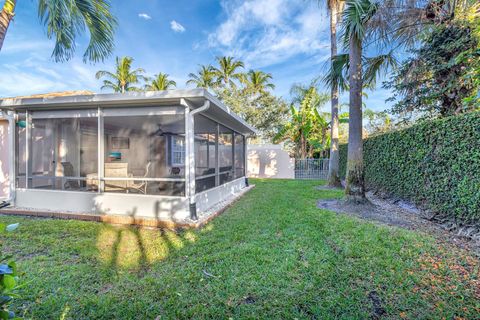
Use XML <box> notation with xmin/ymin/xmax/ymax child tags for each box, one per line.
<box><xmin>1</xmin><ymin>90</ymin><xmax>253</xmax><ymax>222</ymax></box>
<box><xmin>14</xmin><ymin>107</ymin><xmax>246</xmax><ymax>199</ymax></box>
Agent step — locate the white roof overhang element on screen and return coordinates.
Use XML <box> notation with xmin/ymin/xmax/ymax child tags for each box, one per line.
<box><xmin>0</xmin><ymin>89</ymin><xmax>257</xmax><ymax>135</ymax></box>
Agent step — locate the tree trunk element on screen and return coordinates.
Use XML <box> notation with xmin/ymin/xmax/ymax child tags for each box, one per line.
<box><xmin>300</xmin><ymin>134</ymin><xmax>307</xmax><ymax>159</ymax></box>
<box><xmin>327</xmin><ymin>1</ymin><xmax>342</xmax><ymax>188</ymax></box>
<box><xmin>0</xmin><ymin>0</ymin><xmax>16</xmax><ymax>52</ymax></box>
<box><xmin>345</xmin><ymin>35</ymin><xmax>366</xmax><ymax>202</ymax></box>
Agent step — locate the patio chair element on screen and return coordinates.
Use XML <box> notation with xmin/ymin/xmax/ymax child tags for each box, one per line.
<box><xmin>170</xmin><ymin>167</ymin><xmax>181</xmax><ymax>175</ymax></box>
<box><xmin>61</xmin><ymin>162</ymin><xmax>81</xmax><ymax>190</ymax></box>
<box><xmin>104</xmin><ymin>163</ymin><xmax>130</xmax><ymax>192</ymax></box>
<box><xmin>128</xmin><ymin>162</ymin><xmax>152</xmax><ymax>194</ymax></box>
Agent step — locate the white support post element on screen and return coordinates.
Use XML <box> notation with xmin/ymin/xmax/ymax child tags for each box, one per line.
<box><xmin>232</xmin><ymin>132</ymin><xmax>236</xmax><ymax>179</ymax></box>
<box><xmin>184</xmin><ymin>102</ymin><xmax>190</xmax><ymax>200</ymax></box>
<box><xmin>97</xmin><ymin>107</ymin><xmax>104</xmax><ymax>193</ymax></box>
<box><xmin>25</xmin><ymin>110</ymin><xmax>31</xmax><ymax>189</ymax></box>
<box><xmin>182</xmin><ymin>99</ymin><xmax>197</xmax><ymax>219</ymax></box>
<box><xmin>244</xmin><ymin>136</ymin><xmax>248</xmax><ymax>186</ymax></box>
<box><xmin>181</xmin><ymin>98</ymin><xmax>210</xmax><ymax>220</ymax></box>
<box><xmin>7</xmin><ymin>111</ymin><xmax>16</xmax><ymax>204</ymax></box>
<box><xmin>215</xmin><ymin>123</ymin><xmax>219</xmax><ymax>187</ymax></box>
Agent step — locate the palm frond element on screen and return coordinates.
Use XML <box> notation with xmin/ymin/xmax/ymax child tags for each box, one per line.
<box><xmin>322</xmin><ymin>53</ymin><xmax>350</xmax><ymax>92</ymax></box>
<box><xmin>38</xmin><ymin>0</ymin><xmax>117</xmax><ymax>63</ymax></box>
<box><xmin>96</xmin><ymin>56</ymin><xmax>145</xmax><ymax>93</ymax></box>
<box><xmin>363</xmin><ymin>50</ymin><xmax>399</xmax><ymax>88</ymax></box>
<box><xmin>342</xmin><ymin>0</ymin><xmax>379</xmax><ymax>46</ymax></box>
<box><xmin>95</xmin><ymin>70</ymin><xmax>116</xmax><ymax>80</ymax></box>
<box><xmin>212</xmin><ymin>56</ymin><xmax>245</xmax><ymax>87</ymax></box>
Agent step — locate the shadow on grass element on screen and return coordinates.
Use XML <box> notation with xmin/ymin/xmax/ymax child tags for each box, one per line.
<box><xmin>96</xmin><ymin>208</ymin><xmax>202</xmax><ymax>272</ymax></box>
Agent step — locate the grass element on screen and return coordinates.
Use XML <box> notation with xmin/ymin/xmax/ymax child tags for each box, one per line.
<box><xmin>1</xmin><ymin>179</ymin><xmax>479</xmax><ymax>319</ymax></box>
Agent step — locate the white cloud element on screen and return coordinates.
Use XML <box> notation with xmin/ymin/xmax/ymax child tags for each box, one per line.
<box><xmin>0</xmin><ymin>64</ymin><xmax>67</xmax><ymax>97</ymax></box>
<box><xmin>0</xmin><ymin>55</ymin><xmax>101</xmax><ymax>98</ymax></box>
<box><xmin>138</xmin><ymin>13</ymin><xmax>152</xmax><ymax>20</ymax></box>
<box><xmin>207</xmin><ymin>0</ymin><xmax>330</xmax><ymax>68</ymax></box>
<box><xmin>170</xmin><ymin>20</ymin><xmax>186</xmax><ymax>33</ymax></box>
<box><xmin>2</xmin><ymin>40</ymin><xmax>52</xmax><ymax>54</ymax></box>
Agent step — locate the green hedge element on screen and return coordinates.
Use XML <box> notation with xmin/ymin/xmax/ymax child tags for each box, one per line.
<box><xmin>339</xmin><ymin>111</ymin><xmax>480</xmax><ymax>224</ymax></box>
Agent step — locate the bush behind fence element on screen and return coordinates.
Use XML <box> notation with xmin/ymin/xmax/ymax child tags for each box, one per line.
<box><xmin>340</xmin><ymin>111</ymin><xmax>480</xmax><ymax>224</ymax></box>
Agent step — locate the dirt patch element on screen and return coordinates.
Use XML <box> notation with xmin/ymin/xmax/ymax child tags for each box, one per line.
<box><xmin>368</xmin><ymin>290</ymin><xmax>386</xmax><ymax>320</ymax></box>
<box><xmin>315</xmin><ymin>185</ymin><xmax>343</xmax><ymax>191</ymax></box>
<box><xmin>239</xmin><ymin>295</ymin><xmax>256</xmax><ymax>305</ymax></box>
<box><xmin>317</xmin><ymin>191</ymin><xmax>480</xmax><ymax>256</ymax></box>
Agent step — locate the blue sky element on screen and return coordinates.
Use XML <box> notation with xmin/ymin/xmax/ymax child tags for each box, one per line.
<box><xmin>0</xmin><ymin>0</ymin><xmax>391</xmax><ymax>111</ymax></box>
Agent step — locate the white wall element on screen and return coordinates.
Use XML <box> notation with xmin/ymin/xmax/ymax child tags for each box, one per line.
<box><xmin>0</xmin><ymin>119</ymin><xmax>10</xmax><ymax>199</ymax></box>
<box><xmin>195</xmin><ymin>177</ymin><xmax>246</xmax><ymax>212</ymax></box>
<box><xmin>247</xmin><ymin>144</ymin><xmax>294</xmax><ymax>179</ymax></box>
<box><xmin>15</xmin><ymin>189</ymin><xmax>190</xmax><ymax>221</ymax></box>
<box><xmin>15</xmin><ymin>176</ymin><xmax>247</xmax><ymax>221</ymax></box>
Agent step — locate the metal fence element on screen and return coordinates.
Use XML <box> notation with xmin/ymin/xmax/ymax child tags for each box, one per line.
<box><xmin>294</xmin><ymin>158</ymin><xmax>329</xmax><ymax>180</ymax></box>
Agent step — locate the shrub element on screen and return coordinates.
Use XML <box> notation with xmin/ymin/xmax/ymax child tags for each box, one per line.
<box><xmin>339</xmin><ymin>111</ymin><xmax>480</xmax><ymax>224</ymax></box>
<box><xmin>0</xmin><ymin>222</ymin><xmax>20</xmax><ymax>320</ymax></box>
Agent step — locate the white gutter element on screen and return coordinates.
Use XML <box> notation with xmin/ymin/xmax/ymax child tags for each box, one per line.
<box><xmin>189</xmin><ymin>99</ymin><xmax>211</xmax><ymax>117</ymax></box>
<box><xmin>180</xmin><ymin>99</ymin><xmax>210</xmax><ymax>220</ymax></box>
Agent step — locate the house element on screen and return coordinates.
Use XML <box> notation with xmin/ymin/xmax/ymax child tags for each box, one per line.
<box><xmin>0</xmin><ymin>89</ymin><xmax>255</xmax><ymax>227</ymax></box>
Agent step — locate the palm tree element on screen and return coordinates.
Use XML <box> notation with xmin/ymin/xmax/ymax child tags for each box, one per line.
<box><xmin>325</xmin><ymin>0</ymin><xmax>346</xmax><ymax>188</ymax></box>
<box><xmin>0</xmin><ymin>0</ymin><xmax>117</xmax><ymax>62</ymax></box>
<box><xmin>342</xmin><ymin>0</ymin><xmax>380</xmax><ymax>202</ymax></box>
<box><xmin>212</xmin><ymin>56</ymin><xmax>245</xmax><ymax>87</ymax></box>
<box><xmin>96</xmin><ymin>56</ymin><xmax>146</xmax><ymax>93</ymax></box>
<box><xmin>186</xmin><ymin>65</ymin><xmax>216</xmax><ymax>89</ymax></box>
<box><xmin>145</xmin><ymin>73</ymin><xmax>177</xmax><ymax>91</ymax></box>
<box><xmin>274</xmin><ymin>85</ymin><xmax>330</xmax><ymax>159</ymax></box>
<box><xmin>336</xmin><ymin>0</ymin><xmax>433</xmax><ymax>201</ymax></box>
<box><xmin>243</xmin><ymin>70</ymin><xmax>275</xmax><ymax>94</ymax></box>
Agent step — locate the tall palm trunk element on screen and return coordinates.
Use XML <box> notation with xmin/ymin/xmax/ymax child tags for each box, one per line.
<box><xmin>345</xmin><ymin>35</ymin><xmax>366</xmax><ymax>202</ymax></box>
<box><xmin>327</xmin><ymin>1</ymin><xmax>342</xmax><ymax>187</ymax></box>
<box><xmin>0</xmin><ymin>0</ymin><xmax>16</xmax><ymax>51</ymax></box>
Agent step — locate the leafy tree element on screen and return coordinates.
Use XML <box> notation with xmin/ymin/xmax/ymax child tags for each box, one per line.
<box><xmin>216</xmin><ymin>87</ymin><xmax>289</xmax><ymax>142</ymax></box>
<box><xmin>189</xmin><ymin>56</ymin><xmax>286</xmax><ymax>141</ymax></box>
<box><xmin>145</xmin><ymin>73</ymin><xmax>177</xmax><ymax>91</ymax></box>
<box><xmin>363</xmin><ymin>109</ymin><xmax>393</xmax><ymax>135</ymax></box>
<box><xmin>212</xmin><ymin>56</ymin><xmax>245</xmax><ymax>88</ymax></box>
<box><xmin>386</xmin><ymin>22</ymin><xmax>480</xmax><ymax>118</ymax></box>
<box><xmin>274</xmin><ymin>85</ymin><xmax>330</xmax><ymax>159</ymax></box>
<box><xmin>186</xmin><ymin>65</ymin><xmax>216</xmax><ymax>89</ymax></box>
<box><xmin>337</xmin><ymin>111</ymin><xmax>352</xmax><ymax>144</ymax></box>
<box><xmin>96</xmin><ymin>56</ymin><xmax>146</xmax><ymax>93</ymax></box>
<box><xmin>242</xmin><ymin>70</ymin><xmax>275</xmax><ymax>94</ymax></box>
<box><xmin>0</xmin><ymin>0</ymin><xmax>117</xmax><ymax>62</ymax></box>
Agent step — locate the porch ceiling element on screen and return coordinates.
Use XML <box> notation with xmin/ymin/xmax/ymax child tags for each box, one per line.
<box><xmin>0</xmin><ymin>89</ymin><xmax>257</xmax><ymax>136</ymax></box>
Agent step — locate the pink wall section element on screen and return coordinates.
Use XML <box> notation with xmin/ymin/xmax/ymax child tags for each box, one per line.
<box><xmin>0</xmin><ymin>120</ymin><xmax>10</xmax><ymax>199</ymax></box>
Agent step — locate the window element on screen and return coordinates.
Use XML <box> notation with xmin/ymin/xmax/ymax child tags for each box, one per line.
<box><xmin>171</xmin><ymin>136</ymin><xmax>185</xmax><ymax>166</ymax></box>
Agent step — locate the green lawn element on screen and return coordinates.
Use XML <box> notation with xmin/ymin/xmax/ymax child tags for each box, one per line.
<box><xmin>1</xmin><ymin>179</ymin><xmax>479</xmax><ymax>319</ymax></box>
